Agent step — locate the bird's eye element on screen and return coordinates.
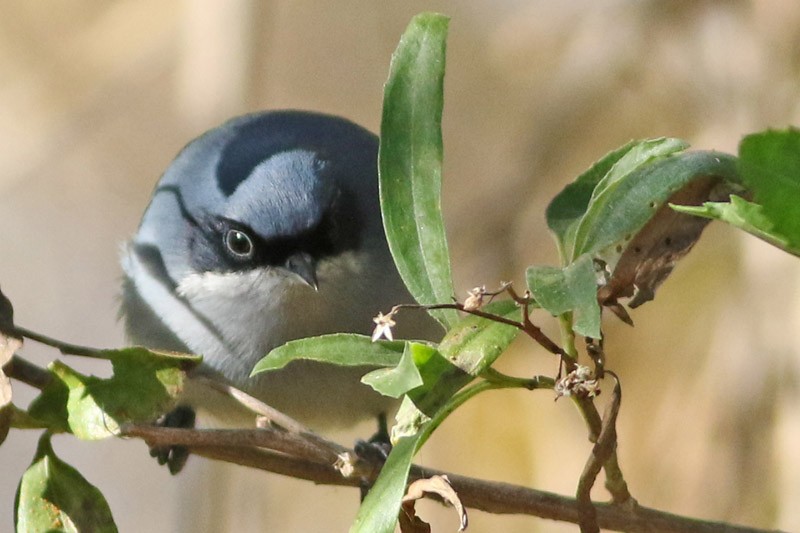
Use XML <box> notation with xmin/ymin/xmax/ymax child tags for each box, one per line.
<box><xmin>224</xmin><ymin>229</ymin><xmax>254</xmax><ymax>259</ymax></box>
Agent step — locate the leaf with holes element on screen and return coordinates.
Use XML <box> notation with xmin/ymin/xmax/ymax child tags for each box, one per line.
<box><xmin>567</xmin><ymin>148</ymin><xmax>741</xmax><ymax>311</ymax></box>
<box><xmin>596</xmin><ymin>169</ymin><xmax>740</xmax><ymax>310</ymax></box>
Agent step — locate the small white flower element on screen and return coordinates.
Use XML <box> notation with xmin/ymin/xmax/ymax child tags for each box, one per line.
<box><xmin>372</xmin><ymin>311</ymin><xmax>396</xmax><ymax>342</ymax></box>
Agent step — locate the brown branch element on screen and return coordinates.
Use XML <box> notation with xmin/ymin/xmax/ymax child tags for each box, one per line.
<box><xmin>122</xmin><ymin>425</ymin><xmax>346</xmax><ymax>470</ymax></box>
<box><xmin>3</xmin><ymin>352</ymin><xmax>783</xmax><ymax>533</ymax></box>
<box><xmin>118</xmin><ymin>424</ymin><xmax>785</xmax><ymax>533</ymax></box>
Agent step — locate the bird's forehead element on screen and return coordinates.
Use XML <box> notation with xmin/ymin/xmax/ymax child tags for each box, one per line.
<box><xmin>222</xmin><ymin>149</ymin><xmax>335</xmax><ymax>237</ymax></box>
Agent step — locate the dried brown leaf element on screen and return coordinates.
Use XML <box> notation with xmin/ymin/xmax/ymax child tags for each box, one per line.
<box><xmin>0</xmin><ymin>286</ymin><xmax>22</xmax><ymax>407</ymax></box>
<box><xmin>598</xmin><ymin>177</ymin><xmax>732</xmax><ymax>310</ymax></box>
<box><xmin>400</xmin><ymin>474</ymin><xmax>468</xmax><ymax>532</ymax></box>
<box><xmin>0</xmin><ymin>286</ymin><xmax>22</xmax><ymax>445</ymax></box>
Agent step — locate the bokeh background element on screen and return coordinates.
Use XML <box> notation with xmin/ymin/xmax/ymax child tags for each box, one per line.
<box><xmin>2</xmin><ymin>1</ymin><xmax>799</xmax><ymax>531</ymax></box>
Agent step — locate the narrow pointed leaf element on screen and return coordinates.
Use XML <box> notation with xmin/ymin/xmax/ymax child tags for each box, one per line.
<box><xmin>588</xmin><ymin>138</ymin><xmax>688</xmax><ymax>203</ymax></box>
<box><xmin>379</xmin><ymin>12</ymin><xmax>457</xmax><ymax>329</ymax></box>
<box><xmin>350</xmin><ymin>434</ymin><xmax>419</xmax><ymax>533</ymax></box>
<box><xmin>252</xmin><ymin>334</ymin><xmax>407</xmax><ymax>375</ymax></box>
<box><xmin>353</xmin><ymin>302</ymin><xmax>519</xmax><ymax>532</ymax></box>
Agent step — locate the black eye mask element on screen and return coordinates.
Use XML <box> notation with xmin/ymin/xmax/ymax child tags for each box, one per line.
<box><xmin>185</xmin><ymin>199</ymin><xmax>359</xmax><ymax>275</ymax></box>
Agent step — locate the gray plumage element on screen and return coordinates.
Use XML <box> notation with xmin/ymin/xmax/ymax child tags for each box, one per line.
<box><xmin>121</xmin><ymin>110</ymin><xmax>440</xmax><ymax>428</ymax></box>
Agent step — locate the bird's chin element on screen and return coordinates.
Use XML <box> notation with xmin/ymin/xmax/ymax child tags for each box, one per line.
<box><xmin>171</xmin><ymin>268</ymin><xmax>322</xmax><ymax>379</ymax></box>
<box><xmin>168</xmin><ymin>266</ymin><xmax>394</xmax><ymax>427</ymax></box>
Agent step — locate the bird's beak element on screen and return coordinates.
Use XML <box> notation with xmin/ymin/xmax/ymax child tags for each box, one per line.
<box><xmin>285</xmin><ymin>251</ymin><xmax>318</xmax><ymax>290</ymax></box>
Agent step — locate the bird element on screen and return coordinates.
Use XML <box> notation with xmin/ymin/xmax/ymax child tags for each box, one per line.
<box><xmin>120</xmin><ymin>110</ymin><xmax>441</xmax><ymax>435</ymax></box>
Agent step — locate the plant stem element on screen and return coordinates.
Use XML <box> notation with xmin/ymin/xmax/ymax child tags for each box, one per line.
<box><xmin>480</xmin><ymin>367</ymin><xmax>555</xmax><ymax>390</ymax></box>
<box><xmin>558</xmin><ymin>312</ymin><xmax>579</xmax><ymax>370</ymax></box>
<box><xmin>557</xmin><ymin>312</ymin><xmax>633</xmax><ymax>506</ymax></box>
<box><xmin>15</xmin><ymin>326</ymin><xmax>105</xmax><ymax>358</ymax></box>
<box><xmin>415</xmin><ymin>374</ymin><xmax>554</xmax><ymax>451</ymax></box>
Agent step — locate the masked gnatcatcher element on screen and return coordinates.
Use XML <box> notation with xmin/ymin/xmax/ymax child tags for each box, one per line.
<box><xmin>120</xmin><ymin>110</ymin><xmax>440</xmax><ymax>433</ymax></box>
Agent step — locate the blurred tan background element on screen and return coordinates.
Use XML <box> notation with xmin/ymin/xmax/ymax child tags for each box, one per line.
<box><xmin>2</xmin><ymin>1</ymin><xmax>800</xmax><ymax>531</ymax></box>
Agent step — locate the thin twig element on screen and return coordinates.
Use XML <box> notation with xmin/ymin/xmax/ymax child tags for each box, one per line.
<box><xmin>586</xmin><ymin>337</ymin><xmax>606</xmax><ymax>378</ymax></box>
<box><xmin>392</xmin><ymin>296</ymin><xmax>566</xmax><ymax>357</ymax></box>
<box><xmin>572</xmin><ymin>392</ymin><xmax>632</xmax><ymax>505</ymax></box>
<box><xmin>394</xmin><ymin>303</ymin><xmax>523</xmax><ymax>329</ymax></box>
<box><xmin>505</xmin><ymin>285</ymin><xmax>568</xmax><ymax>357</ymax></box>
<box><xmin>193</xmin><ymin>377</ymin><xmax>307</xmax><ymax>433</ymax></box>
<box><xmin>15</xmin><ymin>326</ymin><xmax>105</xmax><ymax>358</ymax></box>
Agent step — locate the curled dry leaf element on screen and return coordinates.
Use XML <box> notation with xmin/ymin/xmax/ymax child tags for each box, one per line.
<box><xmin>1</xmin><ymin>285</ymin><xmax>23</xmax><ymax>406</ymax></box>
<box><xmin>400</xmin><ymin>474</ymin><xmax>468</xmax><ymax>533</ymax></box>
<box><xmin>0</xmin><ymin>333</ymin><xmax>21</xmax><ymax>407</ymax></box>
<box><xmin>598</xmin><ymin>176</ymin><xmax>734</xmax><ymax>313</ymax></box>
<box><xmin>0</xmin><ymin>286</ymin><xmax>23</xmax><ymax>444</ymax></box>
<box><xmin>0</xmin><ymin>285</ymin><xmax>16</xmax><ymax>338</ymax></box>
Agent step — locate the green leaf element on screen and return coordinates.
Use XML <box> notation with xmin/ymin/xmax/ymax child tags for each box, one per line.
<box><xmin>15</xmin><ymin>433</ymin><xmax>117</xmax><ymax>533</ymax></box>
<box><xmin>546</xmin><ymin>141</ymin><xmax>638</xmax><ymax>259</ymax></box>
<box><xmin>379</xmin><ymin>12</ymin><xmax>457</xmax><ymax>329</ymax></box>
<box><xmin>527</xmin><ymin>254</ymin><xmax>601</xmax><ymax>338</ymax></box>
<box><xmin>569</xmin><ymin>138</ymin><xmax>689</xmax><ymax>260</ymax></box>
<box><xmin>672</xmin><ymin>195</ymin><xmax>800</xmax><ymax>257</ymax></box>
<box><xmin>252</xmin><ymin>334</ymin><xmax>406</xmax><ymax>375</ymax></box>
<box><xmin>590</xmin><ymin>138</ymin><xmax>689</xmax><ymax>201</ymax></box>
<box><xmin>353</xmin><ymin>301</ymin><xmax>521</xmax><ymax>533</ymax></box>
<box><xmin>26</xmin><ymin>371</ymin><xmax>70</xmax><ymax>433</ymax></box>
<box><xmin>738</xmin><ymin>128</ymin><xmax>800</xmax><ymax>249</ymax></box>
<box><xmin>438</xmin><ymin>300</ymin><xmax>521</xmax><ymax>376</ymax></box>
<box><xmin>350</xmin><ymin>434</ymin><xmax>419</xmax><ymax>533</ymax></box>
<box><xmin>28</xmin><ymin>348</ymin><xmax>198</xmax><ymax>440</ymax></box>
<box><xmin>393</xmin><ymin>299</ymin><xmax>521</xmax><ymax>419</ymax></box>
<box><xmin>361</xmin><ymin>342</ymin><xmax>444</xmax><ymax>398</ymax></box>
<box><xmin>571</xmin><ymin>150</ymin><xmax>740</xmax><ymax>262</ymax></box>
